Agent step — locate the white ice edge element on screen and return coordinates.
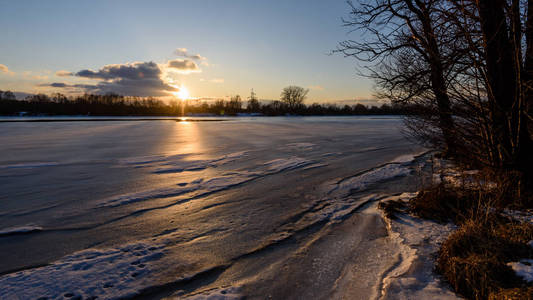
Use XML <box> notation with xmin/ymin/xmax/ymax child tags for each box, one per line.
<box><xmin>184</xmin><ymin>286</ymin><xmax>243</xmax><ymax>299</ymax></box>
<box><xmin>0</xmin><ymin>162</ymin><xmax>62</xmax><ymax>169</ymax></box>
<box><xmin>0</xmin><ymin>225</ymin><xmax>43</xmax><ymax>236</ymax></box>
<box><xmin>376</xmin><ymin>193</ymin><xmax>459</xmax><ymax>300</ymax></box>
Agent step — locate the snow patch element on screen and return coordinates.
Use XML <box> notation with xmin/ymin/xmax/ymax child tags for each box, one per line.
<box><xmin>185</xmin><ymin>286</ymin><xmax>243</xmax><ymax>299</ymax></box>
<box><xmin>0</xmin><ymin>162</ymin><xmax>61</xmax><ymax>169</ymax></box>
<box><xmin>283</xmin><ymin>143</ymin><xmax>315</xmax><ymax>151</ymax></box>
<box><xmin>99</xmin><ymin>156</ymin><xmax>314</xmax><ymax>208</ymax></box>
<box><xmin>263</xmin><ymin>157</ymin><xmax>313</xmax><ymax>172</ymax></box>
<box><xmin>508</xmin><ymin>259</ymin><xmax>533</xmax><ymax>282</ymax></box>
<box><xmin>502</xmin><ymin>209</ymin><xmax>533</xmax><ymax>224</ymax></box>
<box><xmin>0</xmin><ymin>225</ymin><xmax>42</xmax><ymax>236</ymax></box>
<box><xmin>97</xmin><ymin>172</ymin><xmax>257</xmax><ymax>208</ymax></box>
<box><xmin>0</xmin><ymin>242</ymin><xmax>167</xmax><ymax>300</ymax></box>
<box><xmin>154</xmin><ymin>151</ymin><xmax>248</xmax><ymax>174</ymax></box>
<box><xmin>377</xmin><ymin>193</ymin><xmax>459</xmax><ymax>300</ymax></box>
<box><xmin>335</xmin><ymin>163</ymin><xmax>411</xmax><ymax>196</ymax></box>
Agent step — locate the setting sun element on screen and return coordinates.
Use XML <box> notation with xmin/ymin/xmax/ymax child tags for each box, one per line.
<box><xmin>175</xmin><ymin>86</ymin><xmax>190</xmax><ymax>100</ymax></box>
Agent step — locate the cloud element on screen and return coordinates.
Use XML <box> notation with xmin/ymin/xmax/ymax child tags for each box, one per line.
<box><xmin>174</xmin><ymin>48</ymin><xmax>189</xmax><ymax>57</ymax></box>
<box><xmin>167</xmin><ymin>59</ymin><xmax>200</xmax><ymax>73</ymax></box>
<box><xmin>42</xmin><ymin>61</ymin><xmax>178</xmax><ymax>97</ymax></box>
<box><xmin>38</xmin><ymin>82</ymin><xmax>98</xmax><ymax>90</ymax></box>
<box><xmin>308</xmin><ymin>85</ymin><xmax>325</xmax><ymax>91</ymax></box>
<box><xmin>76</xmin><ymin>61</ymin><xmax>162</xmax><ymax>81</ymax></box>
<box><xmin>56</xmin><ymin>70</ymin><xmax>73</xmax><ymax>77</ymax></box>
<box><xmin>0</xmin><ymin>64</ymin><xmax>14</xmax><ymax>75</ymax></box>
<box><xmin>333</xmin><ymin>98</ymin><xmax>384</xmax><ymax>106</ymax></box>
<box><xmin>210</xmin><ymin>78</ymin><xmax>224</xmax><ymax>83</ymax></box>
<box><xmin>173</xmin><ymin>48</ymin><xmax>207</xmax><ymax>60</ymax></box>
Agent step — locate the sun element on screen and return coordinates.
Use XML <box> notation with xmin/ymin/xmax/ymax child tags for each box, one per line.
<box><xmin>175</xmin><ymin>86</ymin><xmax>190</xmax><ymax>101</ymax></box>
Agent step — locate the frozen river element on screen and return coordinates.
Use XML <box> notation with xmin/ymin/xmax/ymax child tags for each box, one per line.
<box><xmin>0</xmin><ymin>116</ymin><xmax>425</xmax><ymax>299</ymax></box>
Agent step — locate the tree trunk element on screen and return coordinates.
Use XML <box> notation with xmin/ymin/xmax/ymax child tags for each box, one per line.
<box><xmin>477</xmin><ymin>0</ymin><xmax>517</xmax><ymax>168</ymax></box>
<box><xmin>412</xmin><ymin>0</ymin><xmax>456</xmax><ymax>155</ymax></box>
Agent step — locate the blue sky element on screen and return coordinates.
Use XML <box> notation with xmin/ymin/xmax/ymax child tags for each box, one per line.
<box><xmin>0</xmin><ymin>0</ymin><xmax>375</xmax><ymax>103</ymax></box>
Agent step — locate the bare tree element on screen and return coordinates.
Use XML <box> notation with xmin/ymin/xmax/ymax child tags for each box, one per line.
<box><xmin>226</xmin><ymin>95</ymin><xmax>242</xmax><ymax>115</ymax></box>
<box><xmin>280</xmin><ymin>86</ymin><xmax>308</xmax><ymax>110</ymax></box>
<box><xmin>338</xmin><ymin>0</ymin><xmax>460</xmax><ymax>154</ymax></box>
<box><xmin>247</xmin><ymin>88</ymin><xmax>260</xmax><ymax>112</ymax></box>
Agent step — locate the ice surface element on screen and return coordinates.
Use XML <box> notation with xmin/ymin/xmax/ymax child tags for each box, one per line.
<box><xmin>0</xmin><ymin>116</ymin><xmax>424</xmax><ymax>298</ymax></box>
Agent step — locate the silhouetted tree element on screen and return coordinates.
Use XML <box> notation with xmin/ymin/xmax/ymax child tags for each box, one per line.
<box><xmin>227</xmin><ymin>95</ymin><xmax>242</xmax><ymax>114</ymax></box>
<box><xmin>3</xmin><ymin>91</ymin><xmax>15</xmax><ymax>101</ymax></box>
<box><xmin>280</xmin><ymin>86</ymin><xmax>308</xmax><ymax>111</ymax></box>
<box><xmin>247</xmin><ymin>89</ymin><xmax>260</xmax><ymax>112</ymax></box>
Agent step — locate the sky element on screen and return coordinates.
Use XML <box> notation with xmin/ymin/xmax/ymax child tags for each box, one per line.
<box><xmin>0</xmin><ymin>0</ymin><xmax>376</xmax><ymax>104</ymax></box>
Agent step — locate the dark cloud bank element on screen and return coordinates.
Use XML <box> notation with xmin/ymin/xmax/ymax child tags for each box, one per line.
<box><xmin>46</xmin><ymin>61</ymin><xmax>179</xmax><ymax>97</ymax></box>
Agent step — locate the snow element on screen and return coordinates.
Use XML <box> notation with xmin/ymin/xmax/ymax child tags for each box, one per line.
<box><xmin>503</xmin><ymin>209</ymin><xmax>533</xmax><ymax>224</ymax></box>
<box><xmin>0</xmin><ymin>162</ymin><xmax>61</xmax><ymax>169</ymax></box>
<box><xmin>376</xmin><ymin>193</ymin><xmax>459</xmax><ymax>300</ymax></box>
<box><xmin>0</xmin><ymin>225</ymin><xmax>42</xmax><ymax>236</ymax></box>
<box><xmin>263</xmin><ymin>157</ymin><xmax>313</xmax><ymax>172</ymax></box>
<box><xmin>99</xmin><ymin>156</ymin><xmax>315</xmax><ymax>208</ymax></box>
<box><xmin>283</xmin><ymin>143</ymin><xmax>315</xmax><ymax>151</ymax></box>
<box><xmin>98</xmin><ymin>172</ymin><xmax>257</xmax><ymax>208</ymax></box>
<box><xmin>0</xmin><ymin>242</ymin><xmax>167</xmax><ymax>299</ymax></box>
<box><xmin>508</xmin><ymin>260</ymin><xmax>533</xmax><ymax>282</ymax></box>
<box><xmin>153</xmin><ymin>151</ymin><xmax>248</xmax><ymax>174</ymax></box>
<box><xmin>333</xmin><ymin>163</ymin><xmax>412</xmax><ymax>197</ymax></box>
<box><xmin>185</xmin><ymin>287</ymin><xmax>243</xmax><ymax>299</ymax></box>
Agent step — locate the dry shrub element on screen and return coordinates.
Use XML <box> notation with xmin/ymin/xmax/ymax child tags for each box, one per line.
<box><xmin>488</xmin><ymin>287</ymin><xmax>533</xmax><ymax>299</ymax></box>
<box><xmin>377</xmin><ymin>199</ymin><xmax>407</xmax><ymax>219</ymax></box>
<box><xmin>437</xmin><ymin>218</ymin><xmax>533</xmax><ymax>299</ymax></box>
<box><xmin>410</xmin><ymin>183</ymin><xmax>489</xmax><ymax>223</ymax></box>
<box><xmin>410</xmin><ymin>167</ymin><xmax>530</xmax><ymax>224</ymax></box>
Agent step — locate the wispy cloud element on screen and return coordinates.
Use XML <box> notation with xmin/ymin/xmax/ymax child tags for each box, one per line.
<box><xmin>308</xmin><ymin>85</ymin><xmax>324</xmax><ymax>91</ymax></box>
<box><xmin>166</xmin><ymin>59</ymin><xmax>200</xmax><ymax>74</ymax></box>
<box><xmin>38</xmin><ymin>82</ymin><xmax>98</xmax><ymax>90</ymax></box>
<box><xmin>174</xmin><ymin>48</ymin><xmax>207</xmax><ymax>61</ymax></box>
<box><xmin>55</xmin><ymin>70</ymin><xmax>74</xmax><ymax>77</ymax></box>
<box><xmin>23</xmin><ymin>71</ymin><xmax>48</xmax><ymax>80</ymax></box>
<box><xmin>0</xmin><ymin>64</ymin><xmax>14</xmax><ymax>76</ymax></box>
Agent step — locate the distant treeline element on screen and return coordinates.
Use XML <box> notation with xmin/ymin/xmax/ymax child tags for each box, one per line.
<box><xmin>0</xmin><ymin>91</ymin><xmax>412</xmax><ymax>116</ymax></box>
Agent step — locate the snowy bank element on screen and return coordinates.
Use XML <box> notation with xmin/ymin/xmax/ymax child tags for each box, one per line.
<box><xmin>374</xmin><ymin>193</ymin><xmax>459</xmax><ymax>299</ymax></box>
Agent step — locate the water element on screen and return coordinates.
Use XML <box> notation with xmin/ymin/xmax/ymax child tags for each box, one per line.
<box><xmin>0</xmin><ymin>116</ymin><xmax>424</xmax><ymax>299</ymax></box>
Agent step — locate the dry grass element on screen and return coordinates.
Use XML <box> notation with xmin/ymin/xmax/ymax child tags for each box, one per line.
<box><xmin>436</xmin><ymin>213</ymin><xmax>533</xmax><ymax>299</ymax></box>
<box><xmin>410</xmin><ymin>182</ymin><xmax>495</xmax><ymax>223</ymax></box>
<box><xmin>406</xmin><ymin>166</ymin><xmax>533</xmax><ymax>299</ymax></box>
<box><xmin>377</xmin><ymin>199</ymin><xmax>407</xmax><ymax>219</ymax></box>
<box><xmin>488</xmin><ymin>287</ymin><xmax>533</xmax><ymax>299</ymax></box>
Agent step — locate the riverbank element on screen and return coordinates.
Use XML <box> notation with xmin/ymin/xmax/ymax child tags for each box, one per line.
<box><xmin>376</xmin><ymin>157</ymin><xmax>533</xmax><ymax>299</ymax></box>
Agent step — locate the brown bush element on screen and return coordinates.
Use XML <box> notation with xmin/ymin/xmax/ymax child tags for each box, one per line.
<box><xmin>437</xmin><ymin>218</ymin><xmax>533</xmax><ymax>299</ymax></box>
<box><xmin>488</xmin><ymin>287</ymin><xmax>533</xmax><ymax>300</ymax></box>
